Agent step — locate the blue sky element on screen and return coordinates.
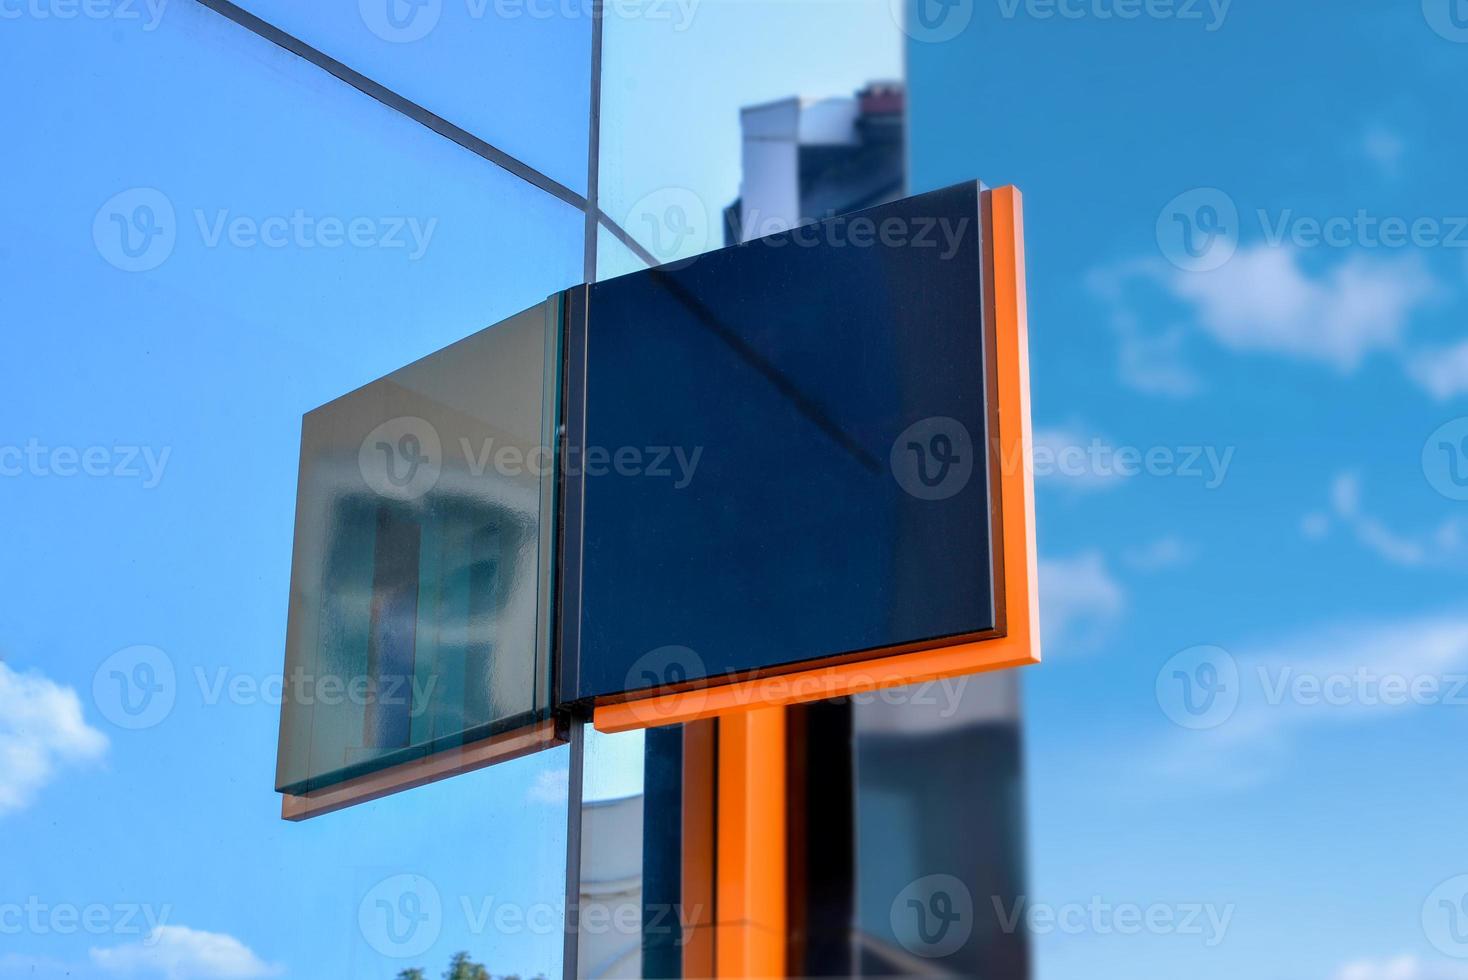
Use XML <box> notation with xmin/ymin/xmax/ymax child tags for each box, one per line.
<box><xmin>906</xmin><ymin>4</ymin><xmax>1468</xmax><ymax>980</ymax></box>
<box><xmin>3</xmin><ymin>1</ymin><xmax>1468</xmax><ymax>979</ymax></box>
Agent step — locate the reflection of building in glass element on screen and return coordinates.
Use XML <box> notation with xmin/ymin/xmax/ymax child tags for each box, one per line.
<box><xmin>724</xmin><ymin>83</ymin><xmax>906</xmax><ymax>246</ymax></box>
<box><xmin>848</xmin><ymin>678</ymin><xmax>1029</xmax><ymax>977</ymax></box>
<box><xmin>578</xmin><ymin>794</ymin><xmax>645</xmax><ymax>978</ymax></box>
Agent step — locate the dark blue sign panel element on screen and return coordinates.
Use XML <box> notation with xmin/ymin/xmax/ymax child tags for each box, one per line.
<box><xmin>559</xmin><ymin>181</ymin><xmax>997</xmax><ymax>704</ymax></box>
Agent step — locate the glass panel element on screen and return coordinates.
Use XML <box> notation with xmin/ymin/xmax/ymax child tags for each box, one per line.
<box><xmin>279</xmin><ymin>300</ymin><xmax>562</xmax><ymax>796</ymax></box>
<box><xmin>230</xmin><ymin>0</ymin><xmax>592</xmax><ymax>194</ymax></box>
<box><xmin>0</xmin><ymin>4</ymin><xmax>580</xmax><ymax>976</ymax></box>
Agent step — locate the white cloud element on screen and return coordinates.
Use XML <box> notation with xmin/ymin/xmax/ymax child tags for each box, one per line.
<box><xmin>1038</xmin><ymin>552</ymin><xmax>1126</xmax><ymax>651</ymax></box>
<box><xmin>0</xmin><ymin>661</ymin><xmax>108</xmax><ymax>816</ymax></box>
<box><xmin>1122</xmin><ymin>535</ymin><xmax>1196</xmax><ymax>572</ymax></box>
<box><xmin>1336</xmin><ymin>955</ymin><xmax>1468</xmax><ymax>980</ymax></box>
<box><xmin>1086</xmin><ymin>262</ymin><xmax>1202</xmax><ymax>397</ymax></box>
<box><xmin>1090</xmin><ymin>245</ymin><xmax>1443</xmax><ymax>396</ymax></box>
<box><xmin>1168</xmin><ymin>245</ymin><xmax>1435</xmax><ymax>372</ymax></box>
<box><xmin>1155</xmin><ymin>612</ymin><xmax>1468</xmax><ymax>786</ymax></box>
<box><xmin>526</xmin><ymin>767</ymin><xmax>569</xmax><ymax>805</ymax></box>
<box><xmin>91</xmin><ymin>926</ymin><xmax>282</xmax><ymax>980</ymax></box>
<box><xmin>1407</xmin><ymin>339</ymin><xmax>1468</xmax><ymax>401</ymax></box>
<box><xmin>1308</xmin><ymin>472</ymin><xmax>1468</xmax><ymax>569</ymax></box>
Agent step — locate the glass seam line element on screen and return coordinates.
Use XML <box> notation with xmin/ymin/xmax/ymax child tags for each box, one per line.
<box><xmin>191</xmin><ymin>3</ymin><xmax>673</xmax><ymax>285</ymax></box>
<box><xmin>595</xmin><ymin>210</ymin><xmax>659</xmax><ymax>267</ymax></box>
<box><xmin>192</xmin><ymin>0</ymin><xmax>590</xmax><ymax>211</ymax></box>
<box><xmin>582</xmin><ymin>0</ymin><xmax>604</xmax><ymax>282</ymax></box>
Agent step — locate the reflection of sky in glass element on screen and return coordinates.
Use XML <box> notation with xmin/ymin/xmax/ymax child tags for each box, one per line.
<box><xmin>1</xmin><ymin>0</ymin><xmax>898</xmax><ymax>974</ymax></box>
<box><xmin>275</xmin><ymin>753</ymin><xmax>571</xmax><ymax>977</ymax></box>
<box><xmin>583</xmin><ymin>728</ymin><xmax>646</xmax><ymax>802</ymax></box>
<box><xmin>229</xmin><ymin>0</ymin><xmax>592</xmax><ymax>193</ymax></box>
<box><xmin>0</xmin><ymin>1</ymin><xmax>583</xmax><ymax>975</ymax></box>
